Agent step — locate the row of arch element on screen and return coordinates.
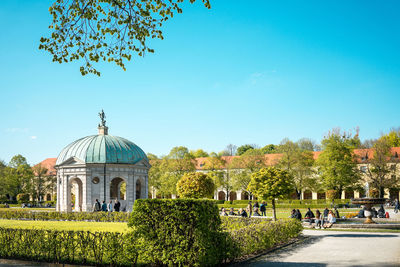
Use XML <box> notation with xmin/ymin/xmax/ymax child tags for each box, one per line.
<box><xmin>69</xmin><ymin>177</ymin><xmax>143</xmax><ymax>212</ymax></box>
<box><xmin>216</xmin><ymin>189</ymin><xmax>400</xmax><ymax>201</ymax></box>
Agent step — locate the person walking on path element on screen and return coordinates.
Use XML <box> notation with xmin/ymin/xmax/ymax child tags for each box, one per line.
<box><xmin>394</xmin><ymin>199</ymin><xmax>399</xmax><ymax>213</ymax></box>
<box><xmin>107</xmin><ymin>200</ymin><xmax>113</xmax><ymax>212</ymax></box>
<box><xmin>114</xmin><ymin>199</ymin><xmax>121</xmax><ymax>212</ymax></box>
<box><xmin>93</xmin><ymin>199</ymin><xmax>101</xmax><ymax>212</ymax></box>
<box><xmin>101</xmin><ymin>201</ymin><xmax>107</xmax><ymax>211</ymax></box>
<box><xmin>260</xmin><ymin>201</ymin><xmax>267</xmax><ymax>216</ymax></box>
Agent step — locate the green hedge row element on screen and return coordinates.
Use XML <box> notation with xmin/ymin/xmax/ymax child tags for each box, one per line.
<box><xmin>218</xmin><ymin>204</ymin><xmax>339</xmax><ymax>210</ymax></box>
<box><xmin>129</xmin><ymin>199</ymin><xmax>228</xmax><ymax>266</ymax></box>
<box><xmin>227</xmin><ymin>219</ymin><xmax>303</xmax><ymax>257</ymax></box>
<box><xmin>0</xmin><ymin>210</ymin><xmax>129</xmax><ymax>222</ymax></box>
<box><xmin>0</xmin><ymin>228</ymin><xmax>137</xmax><ymax>266</ymax></box>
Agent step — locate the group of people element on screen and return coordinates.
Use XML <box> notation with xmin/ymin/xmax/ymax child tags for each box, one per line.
<box><xmin>92</xmin><ymin>199</ymin><xmax>122</xmax><ymax>212</ymax></box>
<box><xmin>357</xmin><ymin>205</ymin><xmax>388</xmax><ymax>218</ymax></box>
<box><xmin>292</xmin><ymin>207</ymin><xmax>339</xmax><ymax>229</ymax></box>
<box><xmin>220</xmin><ymin>201</ymin><xmax>268</xmax><ymax>217</ymax></box>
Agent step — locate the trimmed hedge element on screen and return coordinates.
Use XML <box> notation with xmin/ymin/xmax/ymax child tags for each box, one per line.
<box><xmin>0</xmin><ymin>228</ymin><xmax>137</xmax><ymax>266</ymax></box>
<box><xmin>0</xmin><ymin>210</ymin><xmax>129</xmax><ymax>222</ymax></box>
<box><xmin>221</xmin><ymin>217</ymin><xmax>303</xmax><ymax>257</ymax></box>
<box><xmin>129</xmin><ymin>199</ymin><xmax>229</xmax><ymax>266</ymax></box>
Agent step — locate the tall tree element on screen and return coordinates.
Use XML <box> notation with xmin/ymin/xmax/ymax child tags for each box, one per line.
<box><xmin>366</xmin><ymin>138</ymin><xmax>397</xmax><ymax>198</ymax></box>
<box><xmin>236</xmin><ymin>144</ymin><xmax>254</xmax><ymax>156</ymax></box>
<box><xmin>297</xmin><ymin>138</ymin><xmax>318</xmax><ymax>151</ymax></box>
<box><xmin>32</xmin><ymin>164</ymin><xmax>49</xmax><ymax>202</ymax></box>
<box><xmin>261</xmin><ymin>144</ymin><xmax>276</xmax><ymax>154</ymax></box>
<box><xmin>176</xmin><ymin>172</ymin><xmax>215</xmax><ymax>199</ymax></box>
<box><xmin>248</xmin><ymin>167</ymin><xmax>293</xmax><ymax>221</ymax></box>
<box><xmin>4</xmin><ymin>155</ymin><xmax>34</xmax><ymax>200</ymax></box>
<box><xmin>230</xmin><ymin>149</ymin><xmax>266</xmax><ymax>199</ymax></box>
<box><xmin>40</xmin><ymin>0</ymin><xmax>210</xmax><ymax>76</ymax></box>
<box><xmin>277</xmin><ymin>139</ymin><xmax>314</xmax><ymax>199</ymax></box>
<box><xmin>379</xmin><ymin>128</ymin><xmax>400</xmax><ymax>147</ymax></box>
<box><xmin>316</xmin><ymin>130</ymin><xmax>360</xmax><ymax>199</ymax></box>
<box><xmin>190</xmin><ymin>149</ymin><xmax>209</xmax><ymax>158</ymax></box>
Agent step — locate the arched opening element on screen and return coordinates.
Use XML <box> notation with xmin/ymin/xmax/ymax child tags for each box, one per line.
<box><xmin>218</xmin><ymin>191</ymin><xmax>226</xmax><ymax>200</ymax></box>
<box><xmin>317</xmin><ymin>192</ymin><xmax>326</xmax><ymax>200</ymax></box>
<box><xmin>303</xmin><ymin>190</ymin><xmax>312</xmax><ymax>200</ymax></box>
<box><xmin>136</xmin><ymin>179</ymin><xmax>142</xmax><ymax>200</ymax></box>
<box><xmin>229</xmin><ymin>191</ymin><xmax>237</xmax><ymax>201</ymax></box>
<box><xmin>46</xmin><ymin>193</ymin><xmax>52</xmax><ymax>201</ymax></box>
<box><xmin>241</xmin><ymin>191</ymin><xmax>249</xmax><ymax>200</ymax></box>
<box><xmin>110</xmin><ymin>177</ymin><xmax>126</xmax><ymax>201</ymax></box>
<box><xmin>68</xmin><ymin>177</ymin><xmax>83</xmax><ymax>212</ymax></box>
<box><xmin>345</xmin><ymin>190</ymin><xmax>354</xmax><ymax>199</ymax></box>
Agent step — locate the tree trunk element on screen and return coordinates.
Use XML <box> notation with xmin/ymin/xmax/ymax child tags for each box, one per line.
<box><xmin>272</xmin><ymin>198</ymin><xmax>276</xmax><ymax>221</ymax></box>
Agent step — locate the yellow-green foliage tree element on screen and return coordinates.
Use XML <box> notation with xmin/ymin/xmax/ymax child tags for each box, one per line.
<box><xmin>248</xmin><ymin>167</ymin><xmax>293</xmax><ymax>221</ymax></box>
<box><xmin>176</xmin><ymin>172</ymin><xmax>215</xmax><ymax>199</ymax></box>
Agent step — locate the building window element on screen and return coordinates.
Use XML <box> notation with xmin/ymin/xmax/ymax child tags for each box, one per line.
<box><xmin>92</xmin><ymin>177</ymin><xmax>100</xmax><ymax>184</ymax></box>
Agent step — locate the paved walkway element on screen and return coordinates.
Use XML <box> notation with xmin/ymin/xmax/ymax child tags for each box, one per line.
<box><xmin>243</xmin><ymin>229</ymin><xmax>400</xmax><ymax>267</ymax></box>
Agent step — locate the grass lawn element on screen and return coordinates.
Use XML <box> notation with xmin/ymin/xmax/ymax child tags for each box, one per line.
<box><xmin>0</xmin><ymin>208</ymin><xmax>55</xmax><ymax>212</ymax></box>
<box><xmin>0</xmin><ymin>219</ymin><xmax>128</xmax><ymax>232</ymax></box>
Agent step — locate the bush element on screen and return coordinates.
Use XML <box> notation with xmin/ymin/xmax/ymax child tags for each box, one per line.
<box><xmin>176</xmin><ymin>172</ymin><xmax>215</xmax><ymax>199</ymax></box>
<box><xmin>0</xmin><ymin>227</ymin><xmax>137</xmax><ymax>266</ymax></box>
<box><xmin>0</xmin><ymin>210</ymin><xmax>129</xmax><ymax>222</ymax></box>
<box><xmin>224</xmin><ymin>200</ymin><xmax>233</xmax><ymax>205</ymax></box>
<box><xmin>232</xmin><ymin>200</ymin><xmax>252</xmax><ymax>205</ymax></box>
<box><xmin>222</xmin><ymin>217</ymin><xmax>302</xmax><ymax>258</ymax></box>
<box><xmin>129</xmin><ymin>199</ymin><xmax>227</xmax><ymax>266</ymax></box>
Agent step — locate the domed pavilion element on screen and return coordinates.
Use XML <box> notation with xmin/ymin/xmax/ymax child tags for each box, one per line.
<box><xmin>55</xmin><ymin>111</ymin><xmax>150</xmax><ymax>212</ymax></box>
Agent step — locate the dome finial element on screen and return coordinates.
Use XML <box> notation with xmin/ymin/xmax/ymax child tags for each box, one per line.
<box><xmin>98</xmin><ymin>109</ymin><xmax>106</xmax><ymax>127</ymax></box>
<box><xmin>98</xmin><ymin>109</ymin><xmax>108</xmax><ymax>135</ymax></box>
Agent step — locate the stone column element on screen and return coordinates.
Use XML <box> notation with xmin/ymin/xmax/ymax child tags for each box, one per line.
<box><xmin>312</xmin><ymin>192</ymin><xmax>318</xmax><ymax>200</ymax></box>
<box><xmin>341</xmin><ymin>191</ymin><xmax>346</xmax><ymax>199</ymax></box>
<box><xmin>127</xmin><ymin>172</ymin><xmax>135</xmax><ymax>211</ymax></box>
<box><xmin>145</xmin><ymin>175</ymin><xmax>149</xmax><ymax>199</ymax></box>
<box><xmin>354</xmin><ymin>191</ymin><xmax>360</xmax><ymax>198</ymax></box>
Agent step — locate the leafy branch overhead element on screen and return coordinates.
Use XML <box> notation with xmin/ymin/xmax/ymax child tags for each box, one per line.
<box><xmin>39</xmin><ymin>0</ymin><xmax>210</xmax><ymax>76</ymax></box>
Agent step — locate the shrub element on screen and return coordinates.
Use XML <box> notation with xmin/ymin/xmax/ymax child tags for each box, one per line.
<box><xmin>223</xmin><ymin>218</ymin><xmax>302</xmax><ymax>258</ymax></box>
<box><xmin>176</xmin><ymin>172</ymin><xmax>215</xmax><ymax>199</ymax></box>
<box><xmin>0</xmin><ymin>227</ymin><xmax>136</xmax><ymax>266</ymax></box>
<box><xmin>224</xmin><ymin>200</ymin><xmax>232</xmax><ymax>205</ymax></box>
<box><xmin>0</xmin><ymin>210</ymin><xmax>129</xmax><ymax>222</ymax></box>
<box><xmin>129</xmin><ymin>199</ymin><xmax>227</xmax><ymax>266</ymax></box>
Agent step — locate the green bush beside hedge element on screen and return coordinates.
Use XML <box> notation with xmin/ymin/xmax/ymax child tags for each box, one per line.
<box><xmin>222</xmin><ymin>217</ymin><xmax>303</xmax><ymax>257</ymax></box>
<box><xmin>129</xmin><ymin>199</ymin><xmax>228</xmax><ymax>266</ymax></box>
<box><xmin>0</xmin><ymin>210</ymin><xmax>129</xmax><ymax>222</ymax></box>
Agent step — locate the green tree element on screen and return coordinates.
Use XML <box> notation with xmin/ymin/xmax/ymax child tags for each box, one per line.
<box><xmin>176</xmin><ymin>172</ymin><xmax>215</xmax><ymax>198</ymax></box>
<box><xmin>379</xmin><ymin>128</ymin><xmax>400</xmax><ymax>147</ymax></box>
<box><xmin>148</xmin><ymin>158</ymin><xmax>163</xmax><ymax>198</ymax></box>
<box><xmin>261</xmin><ymin>144</ymin><xmax>276</xmax><ymax>154</ymax></box>
<box><xmin>248</xmin><ymin>167</ymin><xmax>293</xmax><ymax>221</ymax></box>
<box><xmin>158</xmin><ymin>147</ymin><xmax>195</xmax><ymax>197</ymax></box>
<box><xmin>190</xmin><ymin>149</ymin><xmax>209</xmax><ymax>158</ymax></box>
<box><xmin>236</xmin><ymin>144</ymin><xmax>254</xmax><ymax>156</ymax></box>
<box><xmin>297</xmin><ymin>138</ymin><xmax>318</xmax><ymax>151</ymax></box>
<box><xmin>40</xmin><ymin>0</ymin><xmax>210</xmax><ymax>76</ymax></box>
<box><xmin>316</xmin><ymin>130</ymin><xmax>360</xmax><ymax>200</ymax></box>
<box><xmin>32</xmin><ymin>164</ymin><xmax>49</xmax><ymax>202</ymax></box>
<box><xmin>3</xmin><ymin>155</ymin><xmax>34</xmax><ymax>200</ymax></box>
<box><xmin>366</xmin><ymin>138</ymin><xmax>397</xmax><ymax>198</ymax></box>
<box><xmin>231</xmin><ymin>149</ymin><xmax>266</xmax><ymax>199</ymax></box>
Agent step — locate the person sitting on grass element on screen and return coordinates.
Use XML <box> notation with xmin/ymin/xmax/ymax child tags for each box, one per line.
<box><xmin>323</xmin><ymin>210</ymin><xmax>336</xmax><ymax>228</ymax></box>
<box><xmin>239</xmin><ymin>208</ymin><xmax>248</xmax><ymax>217</ymax></box>
<box><xmin>252</xmin><ymin>207</ymin><xmax>261</xmax><ymax>216</ymax></box>
<box><xmin>304</xmin><ymin>208</ymin><xmax>315</xmax><ymax>220</ymax></box>
<box><xmin>228</xmin><ymin>207</ymin><xmax>236</xmax><ymax>216</ymax></box>
<box><xmin>290</xmin><ymin>209</ymin><xmax>296</xmax><ymax>218</ymax></box>
<box><xmin>295</xmin><ymin>209</ymin><xmax>302</xmax><ymax>220</ymax></box>
<box><xmin>314</xmin><ymin>209</ymin><xmax>323</xmax><ymax>229</ymax></box>
<box><xmin>334</xmin><ymin>207</ymin><xmax>340</xmax><ymax>218</ymax></box>
<box><xmin>378</xmin><ymin>205</ymin><xmax>385</xmax><ymax>218</ymax></box>
<box><xmin>357</xmin><ymin>207</ymin><xmax>365</xmax><ymax>218</ymax></box>
<box><xmin>220</xmin><ymin>208</ymin><xmax>228</xmax><ymax>216</ymax></box>
<box><xmin>260</xmin><ymin>201</ymin><xmax>267</xmax><ymax>216</ymax></box>
<box><xmin>323</xmin><ymin>207</ymin><xmax>329</xmax><ymax>218</ymax></box>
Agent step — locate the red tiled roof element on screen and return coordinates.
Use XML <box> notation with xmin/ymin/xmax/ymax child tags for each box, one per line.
<box><xmin>34</xmin><ymin>158</ymin><xmax>57</xmax><ymax>176</ymax></box>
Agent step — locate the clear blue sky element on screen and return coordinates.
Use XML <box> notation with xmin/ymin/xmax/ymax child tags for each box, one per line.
<box><xmin>1</xmin><ymin>0</ymin><xmax>400</xmax><ymax>164</ymax></box>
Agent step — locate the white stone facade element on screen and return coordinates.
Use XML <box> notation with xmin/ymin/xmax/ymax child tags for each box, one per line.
<box><xmin>56</xmin><ymin>158</ymin><xmax>150</xmax><ymax>212</ymax></box>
